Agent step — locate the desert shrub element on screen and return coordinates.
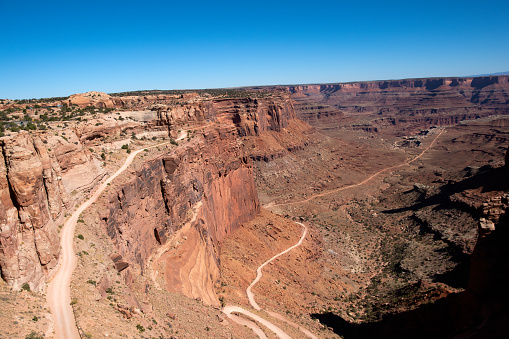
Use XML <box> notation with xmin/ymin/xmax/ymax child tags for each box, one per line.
<box><xmin>25</xmin><ymin>332</ymin><xmax>43</xmax><ymax>339</ymax></box>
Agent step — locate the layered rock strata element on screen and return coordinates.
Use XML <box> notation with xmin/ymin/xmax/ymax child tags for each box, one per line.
<box><xmin>104</xmin><ymin>95</ymin><xmax>306</xmax><ymax>305</ymax></box>
<box><xmin>155</xmin><ymin>96</ymin><xmax>296</xmax><ymax>137</ymax></box>
<box><xmin>286</xmin><ymin>76</ymin><xmax>509</xmax><ymax>112</ymax></box>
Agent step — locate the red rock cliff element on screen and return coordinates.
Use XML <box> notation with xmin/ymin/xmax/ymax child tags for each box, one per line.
<box><xmin>156</xmin><ymin>95</ymin><xmax>296</xmax><ymax>137</ymax></box>
<box><xmin>104</xmin><ymin>123</ymin><xmax>259</xmax><ymax>305</ymax></box>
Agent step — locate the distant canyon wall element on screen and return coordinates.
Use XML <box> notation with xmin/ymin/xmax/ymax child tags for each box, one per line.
<box><xmin>272</xmin><ymin>75</ymin><xmax>509</xmax><ymax>133</ymax></box>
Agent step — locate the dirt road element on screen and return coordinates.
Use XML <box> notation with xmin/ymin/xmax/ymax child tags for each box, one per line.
<box><xmin>267</xmin><ymin>128</ymin><xmax>445</xmax><ymax>208</ymax></box>
<box><xmin>46</xmin><ymin>136</ymin><xmax>181</xmax><ymax>338</ymax></box>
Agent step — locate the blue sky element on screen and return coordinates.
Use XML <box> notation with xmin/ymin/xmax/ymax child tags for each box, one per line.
<box><xmin>1</xmin><ymin>0</ymin><xmax>508</xmax><ymax>99</ymax></box>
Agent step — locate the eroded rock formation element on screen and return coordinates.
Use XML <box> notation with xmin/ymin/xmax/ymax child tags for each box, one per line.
<box><xmin>262</xmin><ymin>75</ymin><xmax>509</xmax><ymax>134</ymax></box>
<box><xmin>0</xmin><ymin>129</ymin><xmax>105</xmax><ymax>291</ymax></box>
<box><xmin>0</xmin><ymin>133</ymin><xmax>67</xmax><ymax>290</ymax></box>
<box><xmin>67</xmin><ymin>91</ymin><xmax>125</xmax><ymax>109</ymax></box>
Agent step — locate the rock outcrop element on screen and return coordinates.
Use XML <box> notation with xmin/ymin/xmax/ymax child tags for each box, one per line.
<box><xmin>0</xmin><ymin>133</ymin><xmax>68</xmax><ymax>291</ymax></box>
<box><xmin>453</xmin><ymin>193</ymin><xmax>509</xmax><ymax>334</ymax></box>
<box><xmin>67</xmin><ymin>91</ymin><xmax>124</xmax><ymax>108</ymax></box>
<box><xmin>0</xmin><ymin>129</ymin><xmax>105</xmax><ymax>291</ymax></box>
<box><xmin>102</xmin><ymin>94</ymin><xmax>310</xmax><ymax>305</ymax></box>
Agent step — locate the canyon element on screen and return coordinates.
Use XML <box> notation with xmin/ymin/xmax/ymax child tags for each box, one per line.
<box><xmin>0</xmin><ymin>75</ymin><xmax>508</xmax><ymax>338</ymax></box>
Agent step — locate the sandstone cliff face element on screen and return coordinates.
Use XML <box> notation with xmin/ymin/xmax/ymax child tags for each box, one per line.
<box><xmin>104</xmin><ymin>124</ymin><xmax>259</xmax><ymax>305</ymax></box>
<box><xmin>102</xmin><ymin>94</ymin><xmax>305</xmax><ymax>305</ymax></box>
<box><xmin>287</xmin><ymin>75</ymin><xmax>509</xmax><ymax>98</ymax></box>
<box><xmin>156</xmin><ymin>96</ymin><xmax>296</xmax><ymax>137</ymax></box>
<box><xmin>0</xmin><ymin>133</ymin><xmax>68</xmax><ymax>291</ymax></box>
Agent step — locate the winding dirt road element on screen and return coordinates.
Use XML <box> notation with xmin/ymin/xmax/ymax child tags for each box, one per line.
<box><xmin>223</xmin><ymin>222</ymin><xmax>317</xmax><ymax>339</ymax></box>
<box><xmin>46</xmin><ymin>129</ymin><xmax>443</xmax><ymax>337</ymax></box>
<box><xmin>47</xmin><ymin>136</ymin><xmax>182</xmax><ymax>339</ymax></box>
<box><xmin>246</xmin><ymin>222</ymin><xmax>308</xmax><ymax>311</ymax></box>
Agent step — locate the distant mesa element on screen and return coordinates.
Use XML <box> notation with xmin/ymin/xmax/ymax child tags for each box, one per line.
<box><xmin>67</xmin><ymin>91</ymin><xmax>121</xmax><ymax>109</ymax></box>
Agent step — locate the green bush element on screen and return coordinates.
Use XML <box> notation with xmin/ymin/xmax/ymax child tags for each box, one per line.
<box><xmin>25</xmin><ymin>332</ymin><xmax>43</xmax><ymax>339</ymax></box>
<box><xmin>77</xmin><ymin>234</ymin><xmax>84</xmax><ymax>240</ymax></box>
<box><xmin>21</xmin><ymin>283</ymin><xmax>30</xmax><ymax>292</ymax></box>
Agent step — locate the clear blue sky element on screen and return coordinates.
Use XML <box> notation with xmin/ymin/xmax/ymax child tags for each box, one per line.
<box><xmin>1</xmin><ymin>0</ymin><xmax>508</xmax><ymax>99</ymax></box>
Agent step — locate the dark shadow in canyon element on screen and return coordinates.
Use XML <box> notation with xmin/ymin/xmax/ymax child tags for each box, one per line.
<box><xmin>311</xmin><ymin>295</ymin><xmax>457</xmax><ymax>339</ymax></box>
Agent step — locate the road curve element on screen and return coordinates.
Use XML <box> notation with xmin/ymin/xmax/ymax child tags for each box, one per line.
<box><xmin>230</xmin><ymin>129</ymin><xmax>445</xmax><ymax>337</ymax></box>
<box><xmin>247</xmin><ymin>222</ymin><xmax>308</xmax><ymax>310</ymax></box>
<box><xmin>46</xmin><ymin>137</ymin><xmax>179</xmax><ymax>339</ymax></box>
<box><xmin>223</xmin><ymin>306</ymin><xmax>290</xmax><ymax>339</ymax></box>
